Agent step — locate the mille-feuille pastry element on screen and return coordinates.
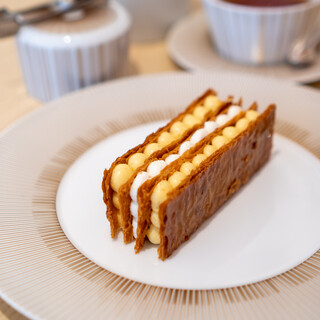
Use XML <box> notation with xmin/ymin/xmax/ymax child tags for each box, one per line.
<box><xmin>102</xmin><ymin>90</ymin><xmax>276</xmax><ymax>260</ymax></box>
<box><xmin>102</xmin><ymin>90</ymin><xmax>234</xmax><ymax>243</ymax></box>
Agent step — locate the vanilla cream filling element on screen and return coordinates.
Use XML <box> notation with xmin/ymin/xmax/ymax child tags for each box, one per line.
<box><xmin>130</xmin><ymin>105</ymin><xmax>243</xmax><ymax>238</ymax></box>
<box><xmin>147</xmin><ymin>109</ymin><xmax>259</xmax><ymax>244</ymax></box>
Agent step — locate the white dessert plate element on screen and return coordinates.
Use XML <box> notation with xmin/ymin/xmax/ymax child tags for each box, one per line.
<box><xmin>57</xmin><ymin>126</ymin><xmax>320</xmax><ymax>290</ymax></box>
<box><xmin>167</xmin><ymin>11</ymin><xmax>320</xmax><ymax>84</ymax></box>
<box><xmin>1</xmin><ymin>72</ymin><xmax>320</xmax><ymax>319</ymax></box>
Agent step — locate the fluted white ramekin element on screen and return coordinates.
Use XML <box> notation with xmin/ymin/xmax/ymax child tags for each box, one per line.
<box><xmin>16</xmin><ymin>1</ymin><xmax>131</xmax><ymax>102</ymax></box>
<box><xmin>202</xmin><ymin>0</ymin><xmax>320</xmax><ymax>65</ymax></box>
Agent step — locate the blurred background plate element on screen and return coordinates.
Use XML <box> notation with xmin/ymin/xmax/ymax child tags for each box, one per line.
<box><xmin>167</xmin><ymin>11</ymin><xmax>320</xmax><ymax>83</ymax></box>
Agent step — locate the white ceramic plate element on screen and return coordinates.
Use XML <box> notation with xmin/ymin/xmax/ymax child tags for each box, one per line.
<box><xmin>1</xmin><ymin>72</ymin><xmax>320</xmax><ymax>319</ymax></box>
<box><xmin>57</xmin><ymin>124</ymin><xmax>320</xmax><ymax>290</ymax></box>
<box><xmin>167</xmin><ymin>11</ymin><xmax>320</xmax><ymax>84</ymax></box>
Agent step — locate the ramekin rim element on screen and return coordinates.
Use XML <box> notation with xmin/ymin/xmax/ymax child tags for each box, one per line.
<box><xmin>202</xmin><ymin>0</ymin><xmax>320</xmax><ymax>14</ymax></box>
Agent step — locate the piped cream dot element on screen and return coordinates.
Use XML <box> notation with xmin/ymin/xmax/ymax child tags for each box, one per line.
<box><xmin>146</xmin><ymin>225</ymin><xmax>160</xmax><ymax>244</ymax></box>
<box><xmin>179</xmin><ymin>140</ymin><xmax>194</xmax><ymax>155</ymax></box>
<box><xmin>211</xmin><ymin>135</ymin><xmax>228</xmax><ymax>149</ymax></box>
<box><xmin>112</xmin><ymin>192</ymin><xmax>120</xmax><ymax>209</ymax></box>
<box><xmin>130</xmin><ymin>171</ymin><xmax>150</xmax><ymax>202</ymax></box>
<box><xmin>216</xmin><ymin>114</ymin><xmax>231</xmax><ymax>127</ymax></box>
<box><xmin>192</xmin><ymin>154</ymin><xmax>207</xmax><ymax>167</ymax></box>
<box><xmin>144</xmin><ymin>143</ymin><xmax>161</xmax><ymax>156</ymax></box>
<box><xmin>151</xmin><ymin>180</ymin><xmax>173</xmax><ymax>211</ymax></box>
<box><xmin>165</xmin><ymin>154</ymin><xmax>180</xmax><ymax>165</ymax></box>
<box><xmin>222</xmin><ymin>126</ymin><xmax>240</xmax><ymax>140</ymax></box>
<box><xmin>151</xmin><ymin>211</ymin><xmax>160</xmax><ymax>229</ymax></box>
<box><xmin>169</xmin><ymin>121</ymin><xmax>188</xmax><ymax>138</ymax></box>
<box><xmin>111</xmin><ymin>164</ymin><xmax>134</xmax><ymax>192</ymax></box>
<box><xmin>204</xmin><ymin>95</ymin><xmax>221</xmax><ymax>110</ymax></box>
<box><xmin>128</xmin><ymin>153</ymin><xmax>147</xmax><ymax>170</ymax></box>
<box><xmin>236</xmin><ymin>118</ymin><xmax>250</xmax><ymax>132</ymax></box>
<box><xmin>147</xmin><ymin>160</ymin><xmax>167</xmax><ymax>178</ymax></box>
<box><xmin>190</xmin><ymin>128</ymin><xmax>209</xmax><ymax>144</ymax></box>
<box><xmin>130</xmin><ymin>201</ymin><xmax>139</xmax><ymax>218</ymax></box>
<box><xmin>182</xmin><ymin>114</ymin><xmax>201</xmax><ymax>128</ymax></box>
<box><xmin>180</xmin><ymin>162</ymin><xmax>196</xmax><ymax>175</ymax></box>
<box><xmin>168</xmin><ymin>171</ymin><xmax>186</xmax><ymax>188</ymax></box>
<box><xmin>193</xmin><ymin>106</ymin><xmax>209</xmax><ymax>120</ymax></box>
<box><xmin>132</xmin><ymin>217</ymin><xmax>138</xmax><ymax>238</ymax></box>
<box><xmin>204</xmin><ymin>121</ymin><xmax>218</xmax><ymax>133</ymax></box>
<box><xmin>203</xmin><ymin>145</ymin><xmax>215</xmax><ymax>157</ymax></box>
<box><xmin>158</xmin><ymin>131</ymin><xmax>175</xmax><ymax>147</ymax></box>
<box><xmin>227</xmin><ymin>105</ymin><xmax>242</xmax><ymax>118</ymax></box>
<box><xmin>246</xmin><ymin>110</ymin><xmax>259</xmax><ymax>122</ymax></box>
<box><xmin>117</xmin><ymin>212</ymin><xmax>124</xmax><ymax>227</ymax></box>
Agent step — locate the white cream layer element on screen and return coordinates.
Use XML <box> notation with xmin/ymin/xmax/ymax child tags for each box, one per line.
<box><xmin>129</xmin><ymin>105</ymin><xmax>242</xmax><ymax>237</ymax></box>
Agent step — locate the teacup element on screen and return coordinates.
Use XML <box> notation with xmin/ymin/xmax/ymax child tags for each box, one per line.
<box><xmin>202</xmin><ymin>0</ymin><xmax>320</xmax><ymax>64</ymax></box>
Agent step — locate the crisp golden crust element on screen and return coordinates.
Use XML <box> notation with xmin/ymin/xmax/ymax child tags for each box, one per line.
<box><xmin>157</xmin><ymin>105</ymin><xmax>276</xmax><ymax>260</ymax></box>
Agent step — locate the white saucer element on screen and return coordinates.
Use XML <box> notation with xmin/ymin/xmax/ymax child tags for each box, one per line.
<box><xmin>167</xmin><ymin>11</ymin><xmax>320</xmax><ymax>84</ymax></box>
<box><xmin>57</xmin><ymin>123</ymin><xmax>320</xmax><ymax>290</ymax></box>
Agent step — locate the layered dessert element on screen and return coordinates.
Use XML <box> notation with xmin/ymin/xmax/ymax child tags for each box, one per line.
<box><xmin>102</xmin><ymin>89</ymin><xmax>276</xmax><ymax>259</ymax></box>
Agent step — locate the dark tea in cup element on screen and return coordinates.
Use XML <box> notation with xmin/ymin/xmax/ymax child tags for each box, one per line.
<box><xmin>223</xmin><ymin>0</ymin><xmax>307</xmax><ymax>6</ymax></box>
